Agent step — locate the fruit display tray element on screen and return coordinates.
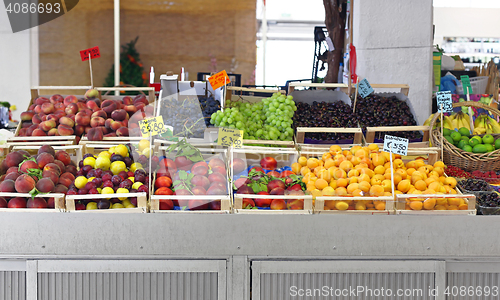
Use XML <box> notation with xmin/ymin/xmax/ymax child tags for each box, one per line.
<box><xmin>457</xmin><ymin>179</ymin><xmax>493</xmax><ymax>193</ymax></box>
<box><xmin>365</xmin><ymin>125</ymin><xmax>431</xmax><ymax>148</ymax></box>
<box><xmin>471</xmin><ymin>190</ymin><xmax>500</xmax><ymax>215</ymax></box>
<box><xmin>314</xmin><ymin>196</ymin><xmax>394</xmax><ymax>214</ymax></box>
<box><xmin>150</xmin><ymin>144</ymin><xmax>232</xmax><ymax>213</ymax></box>
<box><xmin>65</xmin><ymin>192</ymin><xmax>148</xmax><ymax>213</ymax></box>
<box><xmin>394</xmin><ymin>194</ymin><xmax>476</xmax><ymax>215</ymax></box>
<box><xmin>474</xmin><ymin>176</ymin><xmax>500</xmax><ymax>185</ymax></box>
<box><xmin>0</xmin><ymin>193</ymin><xmax>65</xmax><ymax>212</ymax></box>
<box><xmin>295</xmin><ymin>127</ymin><xmax>364</xmax><ymax>146</ymax></box>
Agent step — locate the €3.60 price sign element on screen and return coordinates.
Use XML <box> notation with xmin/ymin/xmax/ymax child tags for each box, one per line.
<box><xmin>383</xmin><ymin>135</ymin><xmax>409</xmax><ymax>156</ymax></box>
<box><xmin>218</xmin><ymin>127</ymin><xmax>243</xmax><ymax>148</ymax></box>
<box><xmin>139</xmin><ymin>116</ymin><xmax>167</xmax><ymax>138</ymax></box>
<box><xmin>436</xmin><ymin>91</ymin><xmax>453</xmax><ymax>112</ymax></box>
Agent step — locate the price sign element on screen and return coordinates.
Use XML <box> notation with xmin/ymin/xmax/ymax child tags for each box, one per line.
<box><xmin>138</xmin><ymin>116</ymin><xmax>167</xmax><ymax>138</ymax></box>
<box><xmin>460</xmin><ymin>75</ymin><xmax>473</xmax><ymax>94</ymax></box>
<box><xmin>218</xmin><ymin>127</ymin><xmax>243</xmax><ymax>148</ymax></box>
<box><xmin>208</xmin><ymin>70</ymin><xmax>231</xmax><ymax>90</ymax></box>
<box><xmin>383</xmin><ymin>135</ymin><xmax>409</xmax><ymax>156</ymax></box>
<box><xmin>358</xmin><ymin>78</ymin><xmax>374</xmax><ymax>98</ymax></box>
<box><xmin>80</xmin><ymin>46</ymin><xmax>100</xmax><ymax>61</ymax></box>
<box><xmin>436</xmin><ymin>91</ymin><xmax>453</xmax><ymax>112</ymax></box>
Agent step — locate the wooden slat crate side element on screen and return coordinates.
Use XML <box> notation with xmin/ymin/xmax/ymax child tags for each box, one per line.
<box><xmin>0</xmin><ymin>193</ymin><xmax>65</xmax><ymax>212</ymax></box>
<box><xmin>149</xmin><ymin>195</ymin><xmax>231</xmax><ymax>213</ymax></box>
<box><xmin>65</xmin><ymin>192</ymin><xmax>148</xmax><ymax>213</ymax></box>
<box><xmin>314</xmin><ymin>196</ymin><xmax>394</xmax><ymax>214</ymax></box>
<box><xmin>232</xmin><ymin>194</ymin><xmax>312</xmax><ymax>214</ymax></box>
<box><xmin>365</xmin><ymin>125</ymin><xmax>431</xmax><ymax>144</ymax></box>
<box><xmin>295</xmin><ymin>127</ymin><xmax>364</xmax><ymax>145</ymax></box>
<box><xmin>287</xmin><ymin>82</ymin><xmax>349</xmax><ymax>94</ymax></box>
<box><xmin>395</xmin><ymin>193</ymin><xmax>476</xmax><ymax>215</ymax></box>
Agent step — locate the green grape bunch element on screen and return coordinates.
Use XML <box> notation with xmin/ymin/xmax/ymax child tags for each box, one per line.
<box><xmin>210</xmin><ymin>93</ymin><xmax>296</xmax><ymax>141</ymax></box>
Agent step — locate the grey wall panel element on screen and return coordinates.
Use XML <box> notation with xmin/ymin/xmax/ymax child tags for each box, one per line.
<box><xmin>37</xmin><ymin>272</ymin><xmax>218</xmax><ymax>300</ymax></box>
<box><xmin>259</xmin><ymin>272</ymin><xmax>435</xmax><ymax>300</ymax></box>
<box><xmin>447</xmin><ymin>272</ymin><xmax>500</xmax><ymax>300</ymax></box>
<box><xmin>0</xmin><ymin>271</ymin><xmax>26</xmax><ymax>300</ymax></box>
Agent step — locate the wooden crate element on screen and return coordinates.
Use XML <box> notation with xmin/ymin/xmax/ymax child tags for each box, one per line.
<box><xmin>95</xmin><ymin>86</ymin><xmax>156</xmax><ymax>104</ymax></box>
<box><xmin>79</xmin><ymin>136</ymin><xmax>146</xmax><ymax>151</ymax></box>
<box><xmin>150</xmin><ymin>144</ymin><xmax>231</xmax><ymax>213</ymax></box>
<box><xmin>395</xmin><ymin>194</ymin><xmax>476</xmax><ymax>215</ymax></box>
<box><xmin>365</xmin><ymin>125</ymin><xmax>432</xmax><ymax>148</ymax></box>
<box><xmin>225</xmin><ymin>86</ymin><xmax>285</xmax><ymax>100</ymax></box>
<box><xmin>9</xmin><ymin>86</ymin><xmax>92</xmax><ymax>147</ymax></box>
<box><xmin>0</xmin><ymin>193</ymin><xmax>65</xmax><ymax>212</ymax></box>
<box><xmin>233</xmin><ymin>194</ymin><xmax>313</xmax><ymax>214</ymax></box>
<box><xmin>358</xmin><ymin>84</ymin><xmax>410</xmax><ymax>96</ymax></box>
<box><xmin>65</xmin><ymin>193</ymin><xmax>148</xmax><ymax>213</ymax></box>
<box><xmin>287</xmin><ymin>82</ymin><xmax>349</xmax><ymax>94</ymax></box>
<box><xmin>8</xmin><ymin>145</ymin><xmax>83</xmax><ymax>165</ymax></box>
<box><xmin>314</xmin><ymin>196</ymin><xmax>394</xmax><ymax>214</ymax></box>
<box><xmin>295</xmin><ymin>127</ymin><xmax>364</xmax><ymax>146</ymax></box>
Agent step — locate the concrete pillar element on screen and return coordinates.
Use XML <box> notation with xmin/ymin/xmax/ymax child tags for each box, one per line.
<box><xmin>353</xmin><ymin>0</ymin><xmax>433</xmax><ymax>125</ymax></box>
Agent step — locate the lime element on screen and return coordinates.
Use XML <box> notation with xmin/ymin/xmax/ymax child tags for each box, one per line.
<box><xmin>472</xmin><ymin>144</ymin><xmax>488</xmax><ymax>153</ymax></box>
<box><xmin>444</xmin><ymin>136</ymin><xmax>455</xmax><ymax>144</ymax></box>
<box><xmin>486</xmin><ymin>144</ymin><xmax>494</xmax><ymax>152</ymax></box>
<box><xmin>450</xmin><ymin>131</ymin><xmax>462</xmax><ymax>142</ymax></box>
<box><xmin>443</xmin><ymin>128</ymin><xmax>452</xmax><ymax>136</ymax></box>
<box><xmin>469</xmin><ymin>137</ymin><xmax>481</xmax><ymax>147</ymax></box>
<box><xmin>458</xmin><ymin>127</ymin><xmax>471</xmax><ymax>137</ymax></box>
<box><xmin>95</xmin><ymin>156</ymin><xmax>111</xmax><ymax>171</ymax></box>
<box><xmin>457</xmin><ymin>140</ymin><xmax>467</xmax><ymax>149</ymax></box>
<box><xmin>110</xmin><ymin>161</ymin><xmax>127</xmax><ymax>175</ymax></box>
<box><xmin>495</xmin><ymin>139</ymin><xmax>500</xmax><ymax>149</ymax></box>
<box><xmin>482</xmin><ymin>134</ymin><xmax>494</xmax><ymax>145</ymax></box>
<box><xmin>462</xmin><ymin>145</ymin><xmax>473</xmax><ymax>152</ymax></box>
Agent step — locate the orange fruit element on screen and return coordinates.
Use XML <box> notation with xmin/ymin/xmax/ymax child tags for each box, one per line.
<box><xmin>315</xmin><ymin>179</ymin><xmax>329</xmax><ymax>190</ymax></box>
<box><xmin>448</xmin><ymin>197</ymin><xmax>461</xmax><ymax>206</ymax></box>
<box><xmin>307</xmin><ymin>158</ymin><xmax>319</xmax><ymax>169</ymax></box>
<box><xmin>374</xmin><ymin>165</ymin><xmax>386</xmax><ymax>175</ymax></box>
<box><xmin>428</xmin><ymin>181</ymin><xmax>441</xmax><ymax>192</ymax></box>
<box><xmin>322</xmin><ymin>152</ymin><xmax>332</xmax><ymax>161</ymax></box>
<box><xmin>396</xmin><ymin>169</ymin><xmax>407</xmax><ymax>179</ymax></box>
<box><xmin>406</xmin><ymin>168</ymin><xmax>416</xmax><ymax>176</ymax></box>
<box><xmin>360</xmin><ymin>168</ymin><xmax>374</xmax><ymax>178</ymax></box>
<box><xmin>324</xmin><ymin>158</ymin><xmax>335</xmax><ymax>169</ymax></box>
<box><xmin>369</xmin><ymin>185</ymin><xmax>385</xmax><ymax>196</ymax></box>
<box><xmin>371</xmin><ymin>153</ymin><xmax>386</xmax><ymax>167</ymax></box>
<box><xmin>306</xmin><ymin>182</ymin><xmax>316</xmax><ymax>192</ymax></box>
<box><xmin>406</xmin><ymin>160</ymin><xmax>418</xmax><ymax>169</ymax></box>
<box><xmin>333</xmin><ymin>169</ymin><xmax>347</xmax><ymax>179</ymax></box>
<box><xmin>321</xmin><ymin>186</ymin><xmax>335</xmax><ymax>196</ymax></box>
<box><xmin>415</xmin><ymin>159</ymin><xmax>426</xmax><ymax>168</ymax></box>
<box><xmin>325</xmin><ymin>200</ymin><xmax>337</xmax><ymax>210</ymax></box>
<box><xmin>350</xmin><ymin>145</ymin><xmax>362</xmax><ymax>155</ymax></box>
<box><xmin>382</xmin><ymin>179</ymin><xmax>393</xmax><ymax>192</ymax></box>
<box><xmin>349</xmin><ymin>177</ymin><xmax>359</xmax><ymax>184</ymax></box>
<box><xmin>329</xmin><ymin>145</ymin><xmax>342</xmax><ymax>155</ymax></box>
<box><xmin>458</xmin><ymin>203</ymin><xmax>468</xmax><ymax>210</ymax></box>
<box><xmin>335</xmin><ymin>201</ymin><xmax>349</xmax><ymax>210</ymax></box>
<box><xmin>339</xmin><ymin>160</ymin><xmax>354</xmax><ymax>172</ymax></box>
<box><xmin>423</xmin><ymin>188</ymin><xmax>436</xmax><ymax>195</ymax></box>
<box><xmin>433</xmin><ymin>161</ymin><xmax>445</xmax><ymax>168</ymax></box>
<box><xmin>336</xmin><ymin>178</ymin><xmax>348</xmax><ymax>188</ymax></box>
<box><xmin>447</xmin><ymin>205</ymin><xmax>459</xmax><ymax>210</ymax></box>
<box><xmin>374</xmin><ymin>201</ymin><xmax>386</xmax><ymax>211</ymax></box>
<box><xmin>291</xmin><ymin>162</ymin><xmax>301</xmax><ymax>174</ymax></box>
<box><xmin>435</xmin><ymin>205</ymin><xmax>447</xmax><ymax>210</ymax></box>
<box><xmin>329</xmin><ymin>180</ymin><xmax>338</xmax><ymax>189</ymax></box>
<box><xmin>397</xmin><ymin>180</ymin><xmax>411</xmax><ymax>193</ymax></box>
<box><xmin>300</xmin><ymin>166</ymin><xmax>311</xmax><ymax>176</ymax></box>
<box><xmin>355</xmin><ymin>201</ymin><xmax>367</xmax><ymax>210</ymax></box>
<box><xmin>311</xmin><ymin>189</ymin><xmax>322</xmax><ymax>199</ymax></box>
<box><xmin>314</xmin><ymin>166</ymin><xmax>326</xmax><ymax>176</ymax></box>
<box><xmin>352</xmin><ymin>189</ymin><xmax>364</xmax><ymax>196</ymax></box>
<box><xmin>367</xmin><ymin>144</ymin><xmax>379</xmax><ymax>152</ymax></box>
<box><xmin>335</xmin><ymin>187</ymin><xmax>348</xmax><ymax>196</ymax></box>
<box><xmin>414</xmin><ymin>180</ymin><xmax>427</xmax><ymax>191</ymax></box>
<box><xmin>347</xmin><ymin>169</ymin><xmax>360</xmax><ymax>178</ymax></box>
<box><xmin>409</xmin><ymin>201</ymin><xmax>423</xmax><ymax>210</ymax></box>
<box><xmin>423</xmin><ymin>198</ymin><xmax>436</xmax><ymax>210</ymax></box>
<box><xmin>358</xmin><ymin>181</ymin><xmax>371</xmax><ymax>193</ymax></box>
<box><xmin>444</xmin><ymin>177</ymin><xmax>457</xmax><ymax>188</ymax></box>
<box><xmin>370</xmin><ymin>174</ymin><xmax>385</xmax><ymax>186</ymax></box>
<box><xmin>318</xmin><ymin>169</ymin><xmax>332</xmax><ymax>182</ymax></box>
<box><xmin>346</xmin><ymin>183</ymin><xmax>359</xmax><ymax>194</ymax></box>
<box><xmin>298</xmin><ymin>156</ymin><xmax>307</xmax><ymax>166</ymax></box>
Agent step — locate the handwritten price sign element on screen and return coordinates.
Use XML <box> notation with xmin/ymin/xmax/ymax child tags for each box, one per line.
<box><xmin>138</xmin><ymin>116</ymin><xmax>167</xmax><ymax>138</ymax></box>
<box><xmin>383</xmin><ymin>135</ymin><xmax>409</xmax><ymax>156</ymax></box>
<box><xmin>208</xmin><ymin>70</ymin><xmax>231</xmax><ymax>90</ymax></box>
<box><xmin>80</xmin><ymin>46</ymin><xmax>100</xmax><ymax>61</ymax></box>
<box><xmin>218</xmin><ymin>127</ymin><xmax>243</xmax><ymax>148</ymax></box>
<box><xmin>436</xmin><ymin>91</ymin><xmax>453</xmax><ymax>112</ymax></box>
<box><xmin>358</xmin><ymin>78</ymin><xmax>374</xmax><ymax>98</ymax></box>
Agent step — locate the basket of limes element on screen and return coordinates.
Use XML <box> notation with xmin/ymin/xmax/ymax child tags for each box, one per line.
<box><xmin>430</xmin><ymin>101</ymin><xmax>500</xmax><ymax>172</ymax></box>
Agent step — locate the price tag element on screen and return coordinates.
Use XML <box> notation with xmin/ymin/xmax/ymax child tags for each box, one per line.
<box><xmin>460</xmin><ymin>75</ymin><xmax>473</xmax><ymax>94</ymax></box>
<box><xmin>80</xmin><ymin>46</ymin><xmax>101</xmax><ymax>61</ymax></box>
<box><xmin>357</xmin><ymin>78</ymin><xmax>374</xmax><ymax>98</ymax></box>
<box><xmin>383</xmin><ymin>135</ymin><xmax>409</xmax><ymax>156</ymax></box>
<box><xmin>138</xmin><ymin>116</ymin><xmax>167</xmax><ymax>138</ymax></box>
<box><xmin>436</xmin><ymin>91</ymin><xmax>453</xmax><ymax>112</ymax></box>
<box><xmin>218</xmin><ymin>127</ymin><xmax>243</xmax><ymax>148</ymax></box>
<box><xmin>208</xmin><ymin>70</ymin><xmax>231</xmax><ymax>90</ymax></box>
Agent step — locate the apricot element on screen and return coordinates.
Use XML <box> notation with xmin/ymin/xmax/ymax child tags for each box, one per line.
<box><xmin>397</xmin><ymin>180</ymin><xmax>411</xmax><ymax>193</ymax></box>
<box><xmin>369</xmin><ymin>185</ymin><xmax>385</xmax><ymax>197</ymax></box>
<box><xmin>409</xmin><ymin>201</ymin><xmax>423</xmax><ymax>210</ymax></box>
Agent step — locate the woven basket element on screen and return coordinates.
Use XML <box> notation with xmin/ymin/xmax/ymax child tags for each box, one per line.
<box><xmin>430</xmin><ymin>101</ymin><xmax>500</xmax><ymax>172</ymax></box>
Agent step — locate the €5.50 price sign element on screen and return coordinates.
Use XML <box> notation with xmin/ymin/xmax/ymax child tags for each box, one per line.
<box><xmin>436</xmin><ymin>91</ymin><xmax>453</xmax><ymax>113</ymax></box>
<box><xmin>383</xmin><ymin>135</ymin><xmax>409</xmax><ymax>156</ymax></box>
<box><xmin>139</xmin><ymin>116</ymin><xmax>167</xmax><ymax>138</ymax></box>
<box><xmin>218</xmin><ymin>127</ymin><xmax>243</xmax><ymax>148</ymax></box>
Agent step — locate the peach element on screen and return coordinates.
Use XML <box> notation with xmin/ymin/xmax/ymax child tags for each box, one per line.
<box><xmin>124</xmin><ymin>105</ymin><xmax>138</xmax><ymax>115</ymax></box>
<box><xmin>116</xmin><ymin>127</ymin><xmax>129</xmax><ymax>137</ymax></box>
<box><xmin>43</xmin><ymin>163</ymin><xmax>61</xmax><ymax>176</ymax></box>
<box><xmin>75</xmin><ymin>111</ymin><xmax>91</xmax><ymax>126</ymax></box>
<box><xmin>110</xmin><ymin>120</ymin><xmax>123</xmax><ymax>131</ymax></box>
<box><xmin>15</xmin><ymin>174</ymin><xmax>36</xmax><ymax>193</ymax></box>
<box><xmin>90</xmin><ymin>116</ymin><xmax>106</xmax><ymax>128</ymax></box>
<box><xmin>35</xmin><ymin>97</ymin><xmax>49</xmax><ymax>105</ymax></box>
<box><xmin>111</xmin><ymin>109</ymin><xmax>127</xmax><ymax>121</ymax></box>
<box><xmin>65</xmin><ymin>103</ymin><xmax>79</xmax><ymax>115</ymax></box>
<box><xmin>54</xmin><ymin>160</ymin><xmax>65</xmax><ymax>173</ymax></box>
<box><xmin>57</xmin><ymin>124</ymin><xmax>74</xmax><ymax>136</ymax></box>
<box><xmin>74</xmin><ymin>125</ymin><xmax>85</xmax><ymax>136</ymax></box>
<box><xmin>36</xmin><ymin>178</ymin><xmax>55</xmax><ymax>193</ymax></box>
<box><xmin>101</xmin><ymin>100</ymin><xmax>118</xmax><ymax>115</ymax></box>
<box><xmin>0</xmin><ymin>179</ymin><xmax>16</xmax><ymax>192</ymax></box>
<box><xmin>86</xmin><ymin>100</ymin><xmax>100</xmax><ymax>111</ymax></box>
<box><xmin>20</xmin><ymin>111</ymin><xmax>35</xmax><ymax>121</ymax></box>
<box><xmin>32</xmin><ymin>129</ymin><xmax>47</xmax><ymax>136</ymax></box>
<box><xmin>63</xmin><ymin>95</ymin><xmax>78</xmax><ymax>106</ymax></box>
<box><xmin>39</xmin><ymin>119</ymin><xmax>56</xmax><ymax>131</ymax></box>
<box><xmin>41</xmin><ymin>102</ymin><xmax>55</xmax><ymax>114</ymax></box>
<box><xmin>87</xmin><ymin>127</ymin><xmax>104</xmax><ymax>141</ymax></box>
<box><xmin>76</xmin><ymin>102</ymin><xmax>87</xmax><ymax>111</ymax></box>
<box><xmin>59</xmin><ymin>116</ymin><xmax>75</xmax><ymax>127</ymax></box>
<box><xmin>91</xmin><ymin>110</ymin><xmax>107</xmax><ymax>119</ymax></box>
<box><xmin>53</xmin><ymin>184</ymin><xmax>68</xmax><ymax>194</ymax></box>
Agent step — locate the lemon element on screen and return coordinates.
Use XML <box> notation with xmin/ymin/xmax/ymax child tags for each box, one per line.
<box><xmin>116</xmin><ymin>188</ymin><xmax>129</xmax><ymax>200</ymax></box>
<box><xmin>138</xmin><ymin>139</ymin><xmax>150</xmax><ymax>152</ymax></box>
<box><xmin>95</xmin><ymin>156</ymin><xmax>111</xmax><ymax>171</ymax></box>
<box><xmin>110</xmin><ymin>161</ymin><xmax>127</xmax><ymax>175</ymax></box>
<box><xmin>98</xmin><ymin>151</ymin><xmax>111</xmax><ymax>159</ymax></box>
<box><xmin>74</xmin><ymin>176</ymin><xmax>88</xmax><ymax>189</ymax></box>
<box><xmin>83</xmin><ymin>157</ymin><xmax>96</xmax><ymax>168</ymax></box>
<box><xmin>132</xmin><ymin>182</ymin><xmax>143</xmax><ymax>190</ymax></box>
<box><xmin>142</xmin><ymin>147</ymin><xmax>151</xmax><ymax>158</ymax></box>
<box><xmin>115</xmin><ymin>144</ymin><xmax>129</xmax><ymax>158</ymax></box>
<box><xmin>130</xmin><ymin>162</ymin><xmax>143</xmax><ymax>173</ymax></box>
<box><xmin>111</xmin><ymin>203</ymin><xmax>125</xmax><ymax>209</ymax></box>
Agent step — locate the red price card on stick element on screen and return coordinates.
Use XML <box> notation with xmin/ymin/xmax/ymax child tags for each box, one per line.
<box><xmin>80</xmin><ymin>46</ymin><xmax>100</xmax><ymax>61</ymax></box>
<box><xmin>208</xmin><ymin>70</ymin><xmax>231</xmax><ymax>90</ymax></box>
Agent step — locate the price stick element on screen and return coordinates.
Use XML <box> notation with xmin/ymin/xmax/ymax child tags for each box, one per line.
<box><xmin>389</xmin><ymin>143</ymin><xmax>395</xmax><ymax>203</ymax></box>
<box><xmin>88</xmin><ymin>53</ymin><xmax>93</xmax><ymax>88</ymax></box>
<box><xmin>461</xmin><ymin>75</ymin><xmax>474</xmax><ymax>129</ymax></box>
<box><xmin>80</xmin><ymin>46</ymin><xmax>100</xmax><ymax>88</ymax></box>
<box><xmin>353</xmin><ymin>77</ymin><xmax>360</xmax><ymax>113</ymax></box>
<box><xmin>440</xmin><ymin>104</ymin><xmax>444</xmax><ymax>160</ymax></box>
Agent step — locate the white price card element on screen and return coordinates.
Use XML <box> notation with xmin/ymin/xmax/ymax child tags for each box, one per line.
<box><xmin>436</xmin><ymin>91</ymin><xmax>453</xmax><ymax>112</ymax></box>
<box><xmin>383</xmin><ymin>135</ymin><xmax>409</xmax><ymax>156</ymax></box>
